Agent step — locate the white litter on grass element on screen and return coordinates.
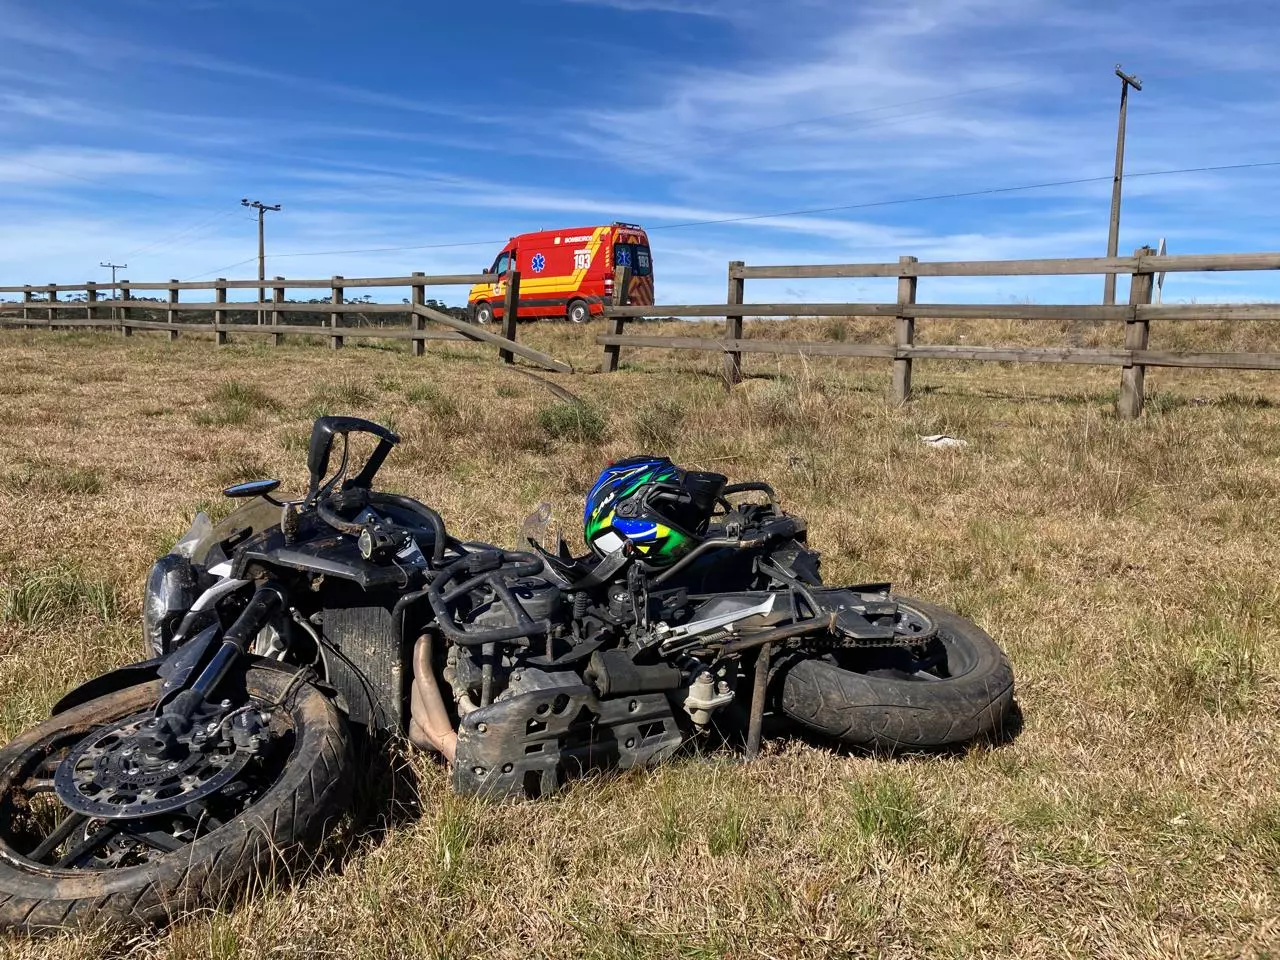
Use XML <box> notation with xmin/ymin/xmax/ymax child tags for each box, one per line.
<box><xmin>919</xmin><ymin>434</ymin><xmax>968</xmax><ymax>449</ymax></box>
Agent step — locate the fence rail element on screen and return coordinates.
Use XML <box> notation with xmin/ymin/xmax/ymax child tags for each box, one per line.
<box><xmin>7</xmin><ymin>253</ymin><xmax>1280</xmax><ymax>416</ymax></box>
<box><xmin>730</xmin><ymin>251</ymin><xmax>1280</xmax><ymax>280</ymax></box>
<box><xmin>0</xmin><ymin>270</ymin><xmax>572</xmax><ymax>374</ymax></box>
<box><xmin>0</xmin><ymin>273</ymin><xmax>491</xmax><ymax>294</ymax></box>
<box><xmin>598</xmin><ymin>249</ymin><xmax>1280</xmax><ymax>418</ymax></box>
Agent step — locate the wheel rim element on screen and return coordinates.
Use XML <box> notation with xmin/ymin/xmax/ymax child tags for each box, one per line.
<box><xmin>569</xmin><ymin>304</ymin><xmax>588</xmax><ymax>323</ymax></box>
<box><xmin>477</xmin><ymin>307</ymin><xmax>491</xmax><ymax>324</ymax></box>
<box><xmin>0</xmin><ymin>698</ymin><xmax>296</xmax><ymax>874</ymax></box>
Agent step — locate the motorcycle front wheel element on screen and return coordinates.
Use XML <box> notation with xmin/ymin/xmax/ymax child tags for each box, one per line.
<box><xmin>0</xmin><ymin>664</ymin><xmax>351</xmax><ymax>933</ymax></box>
<box><xmin>779</xmin><ymin>596</ymin><xmax>1014</xmax><ymax>751</ymax></box>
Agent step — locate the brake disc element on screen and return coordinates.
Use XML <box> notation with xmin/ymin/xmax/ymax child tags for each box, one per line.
<box><xmin>53</xmin><ymin>711</ymin><xmax>257</xmax><ymax>820</ymax></box>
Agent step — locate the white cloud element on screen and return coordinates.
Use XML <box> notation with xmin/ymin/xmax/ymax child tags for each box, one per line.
<box><xmin>3</xmin><ymin>0</ymin><xmax>1280</xmax><ymax>307</ymax></box>
<box><xmin>560</xmin><ymin>0</ymin><xmax>741</xmax><ymax>17</ymax></box>
<box><xmin>0</xmin><ymin>148</ymin><xmax>203</xmax><ymax>187</ymax></box>
<box><xmin>0</xmin><ymin>8</ymin><xmax>504</xmax><ymax>124</ymax></box>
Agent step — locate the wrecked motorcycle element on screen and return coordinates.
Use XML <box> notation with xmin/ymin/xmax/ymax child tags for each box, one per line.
<box><xmin>0</xmin><ymin>418</ymin><xmax>1013</xmax><ymax>932</ymax></box>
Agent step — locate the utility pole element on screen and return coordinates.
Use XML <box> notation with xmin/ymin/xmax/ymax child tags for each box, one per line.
<box><xmin>241</xmin><ymin>198</ymin><xmax>281</xmax><ymax>323</ymax></box>
<box><xmin>100</xmin><ymin>261</ymin><xmax>127</xmax><ymax>299</ymax></box>
<box><xmin>1104</xmin><ymin>65</ymin><xmax>1143</xmax><ymax>305</ymax></box>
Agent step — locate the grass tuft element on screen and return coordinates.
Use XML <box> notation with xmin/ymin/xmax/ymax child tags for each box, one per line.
<box><xmin>210</xmin><ymin>380</ymin><xmax>280</xmax><ymax>410</ymax></box>
<box><xmin>706</xmin><ymin>805</ymin><xmax>749</xmax><ymax>857</ymax></box>
<box><xmin>538</xmin><ymin>400</ymin><xmax>607</xmax><ymax>444</ymax></box>
<box><xmin>194</xmin><ymin>379</ymin><xmax>281</xmax><ymax>427</ymax></box>
<box><xmin>406</xmin><ymin>383</ymin><xmax>458</xmax><ymax>418</ymax></box>
<box><xmin>1</xmin><ymin>566</ymin><xmax>120</xmax><ymax>627</ymax></box>
<box><xmin>302</xmin><ymin>378</ymin><xmax>374</xmax><ymax>420</ymax></box>
<box><xmin>0</xmin><ymin>462</ymin><xmax>104</xmax><ymax>495</ymax></box>
<box><xmin>846</xmin><ymin>777</ymin><xmax>926</xmax><ymax>850</ymax></box>
<box><xmin>630</xmin><ymin>398</ymin><xmax>685</xmax><ymax>451</ymax></box>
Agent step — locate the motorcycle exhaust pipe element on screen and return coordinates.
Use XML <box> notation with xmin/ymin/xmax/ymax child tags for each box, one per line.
<box><xmin>410</xmin><ymin>633</ymin><xmax>457</xmax><ymax>763</ymax></box>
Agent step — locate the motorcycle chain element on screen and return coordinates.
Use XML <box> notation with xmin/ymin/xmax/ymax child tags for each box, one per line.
<box><xmin>800</xmin><ymin>631</ymin><xmax>935</xmax><ymax>652</ymax></box>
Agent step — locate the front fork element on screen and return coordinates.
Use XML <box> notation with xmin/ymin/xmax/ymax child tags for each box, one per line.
<box><xmin>142</xmin><ymin>583</ymin><xmax>284</xmax><ymax>757</ymax></box>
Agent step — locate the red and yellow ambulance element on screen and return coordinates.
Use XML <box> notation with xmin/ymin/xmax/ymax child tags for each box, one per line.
<box><xmin>467</xmin><ymin>223</ymin><xmax>654</xmax><ymax>324</ymax></box>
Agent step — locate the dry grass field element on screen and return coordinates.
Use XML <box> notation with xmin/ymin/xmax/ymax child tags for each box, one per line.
<box><xmin>0</xmin><ymin>318</ymin><xmax>1277</xmax><ymax>959</ymax></box>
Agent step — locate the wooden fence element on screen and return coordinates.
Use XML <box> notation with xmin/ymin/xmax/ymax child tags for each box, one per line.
<box><xmin>7</xmin><ymin>252</ymin><xmax>1280</xmax><ymax>417</ymax></box>
<box><xmin>599</xmin><ymin>249</ymin><xmax>1280</xmax><ymax>418</ymax></box>
<box><xmin>0</xmin><ymin>271</ymin><xmax>572</xmax><ymax>374</ymax></box>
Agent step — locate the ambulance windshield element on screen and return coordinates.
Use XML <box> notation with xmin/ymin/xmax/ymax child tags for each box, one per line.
<box><xmin>613</xmin><ymin>243</ymin><xmax>652</xmax><ymax>277</ymax></box>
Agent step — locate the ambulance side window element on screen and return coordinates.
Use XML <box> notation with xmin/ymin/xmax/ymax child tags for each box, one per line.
<box><xmin>492</xmin><ymin>252</ymin><xmax>511</xmax><ymax>276</ymax></box>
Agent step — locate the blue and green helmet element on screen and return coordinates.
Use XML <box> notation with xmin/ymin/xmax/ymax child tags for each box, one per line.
<box><xmin>583</xmin><ymin>456</ymin><xmax>697</xmax><ymax>564</ymax></box>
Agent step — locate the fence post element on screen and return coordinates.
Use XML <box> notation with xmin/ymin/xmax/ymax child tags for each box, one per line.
<box><xmin>410</xmin><ymin>271</ymin><xmax>425</xmax><ymax>357</ymax></box>
<box><xmin>167</xmin><ymin>280</ymin><xmax>180</xmax><ymax>340</ymax></box>
<box><xmin>1119</xmin><ymin>245</ymin><xmax>1155</xmax><ymax>420</ymax></box>
<box><xmin>330</xmin><ymin>276</ymin><xmax>344</xmax><ymax>350</ymax></box>
<box><xmin>724</xmin><ymin>260</ymin><xmax>745</xmax><ymax>386</ymax></box>
<box><xmin>892</xmin><ymin>255</ymin><xmax>919</xmax><ymax>405</ymax></box>
<box><xmin>119</xmin><ymin>281</ymin><xmax>131</xmax><ymax>337</ymax></box>
<box><xmin>272</xmin><ymin>277</ymin><xmax>285</xmax><ymax>347</ymax></box>
<box><xmin>601</xmin><ymin>264</ymin><xmax>632</xmax><ymax>373</ymax></box>
<box><xmin>47</xmin><ymin>285</ymin><xmax>58</xmax><ymax>326</ymax></box>
<box><xmin>22</xmin><ymin>287</ymin><xmax>33</xmax><ymax>330</ymax></box>
<box><xmin>214</xmin><ymin>281</ymin><xmax>228</xmax><ymax>346</ymax></box>
<box><xmin>499</xmin><ymin>269</ymin><xmax>521</xmax><ymax>364</ymax></box>
<box><xmin>86</xmin><ymin>284</ymin><xmax>98</xmax><ymax>328</ymax></box>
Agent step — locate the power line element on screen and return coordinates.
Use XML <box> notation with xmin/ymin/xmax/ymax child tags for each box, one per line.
<box><xmin>179</xmin><ymin>158</ymin><xmax>1280</xmax><ymax>279</ymax></box>
<box><xmin>8</xmin><ymin>82</ymin><xmax>1021</xmax><ymax>265</ymax></box>
<box><xmin>118</xmin><ymin>208</ymin><xmax>241</xmax><ymax>261</ymax></box>
<box><xmin>620</xmin><ymin>80</ymin><xmax>1027</xmax><ymax>164</ymax></box>
<box><xmin>183</xmin><ymin>257</ymin><xmax>258</xmax><ymax>281</ymax></box>
<box><xmin>701</xmin><ymin>81</ymin><xmax>1025</xmax><ymax>141</ymax></box>
<box><xmin>182</xmin><ymin>239</ymin><xmax>502</xmax><ymax>281</ymax></box>
<box><xmin>269</xmin><ymin>238</ymin><xmax>504</xmax><ymax>258</ymax></box>
<box><xmin>7</xmin><ymin>156</ymin><xmax>222</xmax><ymax>212</ymax></box>
<box><xmin>646</xmin><ymin>159</ymin><xmax>1280</xmax><ymax>230</ymax></box>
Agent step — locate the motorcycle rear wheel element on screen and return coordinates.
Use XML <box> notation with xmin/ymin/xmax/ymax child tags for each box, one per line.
<box><xmin>0</xmin><ymin>665</ymin><xmax>351</xmax><ymax>933</ymax></box>
<box><xmin>779</xmin><ymin>596</ymin><xmax>1014</xmax><ymax>751</ymax></box>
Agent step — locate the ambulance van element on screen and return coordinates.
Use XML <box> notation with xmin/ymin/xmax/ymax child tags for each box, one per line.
<box><xmin>467</xmin><ymin>223</ymin><xmax>654</xmax><ymax>324</ymax></box>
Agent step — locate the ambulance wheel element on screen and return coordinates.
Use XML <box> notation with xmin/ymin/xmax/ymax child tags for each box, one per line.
<box><xmin>474</xmin><ymin>302</ymin><xmax>494</xmax><ymax>325</ymax></box>
<box><xmin>566</xmin><ymin>300</ymin><xmax>591</xmax><ymax>324</ymax></box>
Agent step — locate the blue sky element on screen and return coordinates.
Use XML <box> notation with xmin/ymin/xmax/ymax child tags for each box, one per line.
<box><xmin>2</xmin><ymin>0</ymin><xmax>1278</xmax><ymax>305</ymax></box>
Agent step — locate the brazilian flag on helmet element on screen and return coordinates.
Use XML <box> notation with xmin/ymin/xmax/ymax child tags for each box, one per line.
<box><xmin>583</xmin><ymin>456</ymin><xmax>726</xmax><ymax>565</ymax></box>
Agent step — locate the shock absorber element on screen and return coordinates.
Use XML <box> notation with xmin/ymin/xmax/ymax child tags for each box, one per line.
<box><xmin>162</xmin><ymin>583</ymin><xmax>285</xmax><ymax>725</ymax></box>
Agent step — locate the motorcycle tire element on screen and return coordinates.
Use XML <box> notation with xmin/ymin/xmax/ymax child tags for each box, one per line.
<box><xmin>779</xmin><ymin>596</ymin><xmax>1014</xmax><ymax>751</ymax></box>
<box><xmin>0</xmin><ymin>665</ymin><xmax>352</xmax><ymax>933</ymax></box>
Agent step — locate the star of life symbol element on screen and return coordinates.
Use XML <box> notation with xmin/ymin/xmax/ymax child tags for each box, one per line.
<box><xmin>531</xmin><ymin>253</ymin><xmax>546</xmax><ymax>273</ymax></box>
<box><xmin>574</xmin><ymin>249</ymin><xmax>592</xmax><ymax>270</ymax></box>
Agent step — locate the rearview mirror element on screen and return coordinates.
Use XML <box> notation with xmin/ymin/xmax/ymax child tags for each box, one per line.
<box><xmin>223</xmin><ymin>479</ymin><xmax>281</xmax><ymax>499</ymax></box>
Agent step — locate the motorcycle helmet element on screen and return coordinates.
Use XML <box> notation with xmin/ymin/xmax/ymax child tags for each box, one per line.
<box><xmin>583</xmin><ymin>456</ymin><xmax>727</xmax><ymax>564</ymax></box>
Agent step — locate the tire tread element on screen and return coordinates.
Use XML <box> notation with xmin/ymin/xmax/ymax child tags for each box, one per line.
<box><xmin>780</xmin><ymin>597</ymin><xmax>1015</xmax><ymax>751</ymax></box>
<box><xmin>0</xmin><ymin>667</ymin><xmax>352</xmax><ymax>934</ymax></box>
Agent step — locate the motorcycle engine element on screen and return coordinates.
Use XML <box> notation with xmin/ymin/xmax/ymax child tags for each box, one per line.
<box><xmin>461</xmin><ymin>576</ymin><xmax>563</xmax><ymax>632</ymax></box>
<box><xmin>444</xmin><ymin>576</ymin><xmax>564</xmax><ymax>708</ymax></box>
